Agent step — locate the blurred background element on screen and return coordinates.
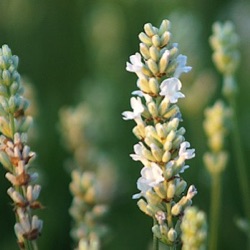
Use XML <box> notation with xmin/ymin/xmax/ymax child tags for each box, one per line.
<box><xmin>0</xmin><ymin>0</ymin><xmax>249</xmax><ymax>249</ymax></box>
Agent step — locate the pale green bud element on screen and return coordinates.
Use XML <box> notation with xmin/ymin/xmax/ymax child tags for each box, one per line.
<box><xmin>159</xmin><ymin>97</ymin><xmax>170</xmax><ymax>115</ymax></box>
<box><xmin>0</xmin><ymin>96</ymin><xmax>9</xmax><ymax>111</ymax></box>
<box><xmin>8</xmin><ymin>96</ymin><xmax>18</xmax><ymax>114</ymax></box>
<box><xmin>0</xmin><ymin>57</ymin><xmax>7</xmax><ymax>70</ymax></box>
<box><xmin>152</xmin><ymin>224</ymin><xmax>162</xmax><ymax>239</ymax></box>
<box><xmin>163</xmin><ymin>141</ymin><xmax>172</xmax><ymax>151</ymax></box>
<box><xmin>159</xmin><ymin>50</ymin><xmax>170</xmax><ymax>73</ymax></box>
<box><xmin>167</xmin><ymin>182</ymin><xmax>176</xmax><ymax>199</ymax></box>
<box><xmin>137</xmin><ymin>199</ymin><xmax>151</xmax><ymax>216</ymax></box>
<box><xmin>145</xmin><ymin>190</ymin><xmax>162</xmax><ymax>205</ymax></box>
<box><xmin>149</xmin><ymin>46</ymin><xmax>160</xmax><ymax>61</ymax></box>
<box><xmin>138</xmin><ymin>32</ymin><xmax>152</xmax><ymax>46</ymax></box>
<box><xmin>160</xmin><ymin>31</ymin><xmax>171</xmax><ymax>47</ymax></box>
<box><xmin>2</xmin><ymin>70</ymin><xmax>11</xmax><ymax>86</ymax></box>
<box><xmin>154</xmin><ymin>183</ymin><xmax>167</xmax><ymax>199</ymax></box>
<box><xmin>132</xmin><ymin>125</ymin><xmax>144</xmax><ymax>140</ymax></box>
<box><xmin>0</xmin><ymin>85</ymin><xmax>8</xmax><ymax>97</ymax></box>
<box><xmin>9</xmin><ymin>81</ymin><xmax>20</xmax><ymax>96</ymax></box>
<box><xmin>167</xmin><ymin>228</ymin><xmax>177</xmax><ymax>242</ymax></box>
<box><xmin>0</xmin><ymin>118</ymin><xmax>12</xmax><ymax>137</ymax></box>
<box><xmin>142</xmin><ymin>146</ymin><xmax>155</xmax><ymax>161</ymax></box>
<box><xmin>145</xmin><ymin>125</ymin><xmax>158</xmax><ymax>139</ymax></box>
<box><xmin>164</xmin><ymin>165</ymin><xmax>174</xmax><ymax>179</ymax></box>
<box><xmin>141</xmin><ymin>65</ymin><xmax>153</xmax><ymax>77</ymax></box>
<box><xmin>163</xmin><ymin>105</ymin><xmax>179</xmax><ymax>119</ymax></box>
<box><xmin>159</xmin><ymin>19</ymin><xmax>170</xmax><ymax>36</ymax></box>
<box><xmin>147</xmin><ymin>100</ymin><xmax>158</xmax><ymax>117</ymax></box>
<box><xmin>166</xmin><ymin>130</ymin><xmax>176</xmax><ymax>142</ymax></box>
<box><xmin>148</xmin><ymin>78</ymin><xmax>159</xmax><ymax>95</ymax></box>
<box><xmin>177</xmin><ymin>127</ymin><xmax>185</xmax><ymax>136</ymax></box>
<box><xmin>155</xmin><ymin>123</ymin><xmax>165</xmax><ymax>139</ymax></box>
<box><xmin>11</xmin><ymin>55</ymin><xmax>19</xmax><ymax>69</ymax></box>
<box><xmin>144</xmin><ymin>23</ymin><xmax>156</xmax><ymax>37</ymax></box>
<box><xmin>2</xmin><ymin>45</ymin><xmax>12</xmax><ymax>57</ymax></box>
<box><xmin>147</xmin><ymin>59</ymin><xmax>158</xmax><ymax>75</ymax></box>
<box><xmin>162</xmin><ymin>151</ymin><xmax>171</xmax><ymax>163</ymax></box>
<box><xmin>169</xmin><ymin>46</ymin><xmax>178</xmax><ymax>58</ymax></box>
<box><xmin>171</xmin><ymin>203</ymin><xmax>182</xmax><ymax>216</ymax></box>
<box><xmin>175</xmin><ymin>180</ymin><xmax>187</xmax><ymax>196</ymax></box>
<box><xmin>139</xmin><ymin>43</ymin><xmax>150</xmax><ymax>59</ymax></box>
<box><xmin>0</xmin><ymin>151</ymin><xmax>12</xmax><ymax>171</ymax></box>
<box><xmin>138</xmin><ymin>78</ymin><xmax>150</xmax><ymax>93</ymax></box>
<box><xmin>151</xmin><ymin>143</ymin><xmax>163</xmax><ymax>162</ymax></box>
<box><xmin>152</xmin><ymin>34</ymin><xmax>161</xmax><ymax>47</ymax></box>
<box><xmin>12</xmin><ymin>71</ymin><xmax>21</xmax><ymax>82</ymax></box>
<box><xmin>172</xmin><ymin>135</ymin><xmax>184</xmax><ymax>149</ymax></box>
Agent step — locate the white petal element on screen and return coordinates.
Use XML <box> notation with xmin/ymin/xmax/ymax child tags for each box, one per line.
<box><xmin>160</xmin><ymin>77</ymin><xmax>184</xmax><ymax>103</ymax></box>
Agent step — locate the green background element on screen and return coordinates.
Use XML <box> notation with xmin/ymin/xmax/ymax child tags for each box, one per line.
<box><xmin>0</xmin><ymin>0</ymin><xmax>249</xmax><ymax>249</ymax></box>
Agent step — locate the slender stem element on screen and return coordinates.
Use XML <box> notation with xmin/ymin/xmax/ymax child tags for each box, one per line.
<box><xmin>32</xmin><ymin>241</ymin><xmax>39</xmax><ymax>250</ymax></box>
<box><xmin>153</xmin><ymin>233</ymin><xmax>159</xmax><ymax>250</ymax></box>
<box><xmin>208</xmin><ymin>173</ymin><xmax>221</xmax><ymax>250</ymax></box>
<box><xmin>230</xmin><ymin>97</ymin><xmax>250</xmax><ymax>248</ymax></box>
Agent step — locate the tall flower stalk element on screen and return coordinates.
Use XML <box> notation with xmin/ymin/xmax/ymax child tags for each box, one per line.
<box><xmin>59</xmin><ymin>102</ymin><xmax>115</xmax><ymax>250</ymax></box>
<box><xmin>210</xmin><ymin>21</ymin><xmax>250</xmax><ymax>247</ymax></box>
<box><xmin>123</xmin><ymin>20</ymin><xmax>197</xmax><ymax>249</ymax></box>
<box><xmin>0</xmin><ymin>45</ymin><xmax>43</xmax><ymax>249</ymax></box>
<box><xmin>203</xmin><ymin>100</ymin><xmax>231</xmax><ymax>250</ymax></box>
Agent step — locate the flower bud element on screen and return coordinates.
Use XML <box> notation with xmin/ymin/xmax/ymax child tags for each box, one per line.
<box><xmin>138</xmin><ymin>32</ymin><xmax>152</xmax><ymax>46</ymax></box>
<box><xmin>148</xmin><ymin>77</ymin><xmax>159</xmax><ymax>95</ymax></box>
<box><xmin>144</xmin><ymin>23</ymin><xmax>156</xmax><ymax>37</ymax></box>
<box><xmin>152</xmin><ymin>34</ymin><xmax>161</xmax><ymax>47</ymax></box>
<box><xmin>139</xmin><ymin>43</ymin><xmax>150</xmax><ymax>59</ymax></box>
<box><xmin>147</xmin><ymin>59</ymin><xmax>158</xmax><ymax>75</ymax></box>
<box><xmin>168</xmin><ymin>228</ymin><xmax>177</xmax><ymax>242</ymax></box>
<box><xmin>149</xmin><ymin>46</ymin><xmax>160</xmax><ymax>61</ymax></box>
<box><xmin>159</xmin><ymin>20</ymin><xmax>170</xmax><ymax>36</ymax></box>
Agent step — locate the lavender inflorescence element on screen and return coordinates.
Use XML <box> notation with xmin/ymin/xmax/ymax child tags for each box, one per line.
<box><xmin>123</xmin><ymin>20</ymin><xmax>197</xmax><ymax>246</ymax></box>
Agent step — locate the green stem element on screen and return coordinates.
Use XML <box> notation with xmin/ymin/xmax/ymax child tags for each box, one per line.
<box><xmin>153</xmin><ymin>233</ymin><xmax>159</xmax><ymax>250</ymax></box>
<box><xmin>208</xmin><ymin>173</ymin><xmax>221</xmax><ymax>250</ymax></box>
<box><xmin>153</xmin><ymin>218</ymin><xmax>159</xmax><ymax>250</ymax></box>
<box><xmin>230</xmin><ymin>97</ymin><xmax>250</xmax><ymax>248</ymax></box>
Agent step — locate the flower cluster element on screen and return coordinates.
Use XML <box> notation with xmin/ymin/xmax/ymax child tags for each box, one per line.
<box><xmin>210</xmin><ymin>21</ymin><xmax>240</xmax><ymax>76</ymax></box>
<box><xmin>210</xmin><ymin>21</ymin><xmax>240</xmax><ymax>98</ymax></box>
<box><xmin>59</xmin><ymin>102</ymin><xmax>116</xmax><ymax>250</ymax></box>
<box><xmin>203</xmin><ymin>101</ymin><xmax>231</xmax><ymax>175</ymax></box>
<box><xmin>0</xmin><ymin>45</ymin><xmax>43</xmax><ymax>249</ymax></box>
<box><xmin>123</xmin><ymin>20</ymin><xmax>196</xmax><ymax>246</ymax></box>
<box><xmin>181</xmin><ymin>207</ymin><xmax>207</xmax><ymax>250</ymax></box>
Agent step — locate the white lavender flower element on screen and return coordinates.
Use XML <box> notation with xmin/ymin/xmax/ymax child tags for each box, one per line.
<box><xmin>123</xmin><ymin>20</ymin><xmax>196</xmax><ymax>247</ymax></box>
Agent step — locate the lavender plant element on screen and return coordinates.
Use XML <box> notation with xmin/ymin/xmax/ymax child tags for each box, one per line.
<box><xmin>123</xmin><ymin>20</ymin><xmax>197</xmax><ymax>249</ymax></box>
<box><xmin>59</xmin><ymin>102</ymin><xmax>115</xmax><ymax>250</ymax></box>
<box><xmin>210</xmin><ymin>21</ymin><xmax>250</xmax><ymax>247</ymax></box>
<box><xmin>0</xmin><ymin>45</ymin><xmax>43</xmax><ymax>249</ymax></box>
<box><xmin>203</xmin><ymin>100</ymin><xmax>231</xmax><ymax>250</ymax></box>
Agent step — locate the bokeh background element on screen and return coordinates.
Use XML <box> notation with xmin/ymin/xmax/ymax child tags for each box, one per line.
<box><xmin>0</xmin><ymin>0</ymin><xmax>250</xmax><ymax>249</ymax></box>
